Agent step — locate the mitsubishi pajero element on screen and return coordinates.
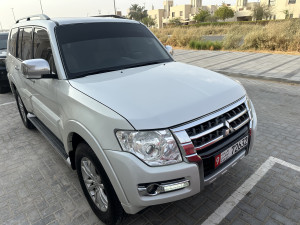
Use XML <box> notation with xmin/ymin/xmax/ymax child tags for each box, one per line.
<box><xmin>6</xmin><ymin>15</ymin><xmax>257</xmax><ymax>225</ymax></box>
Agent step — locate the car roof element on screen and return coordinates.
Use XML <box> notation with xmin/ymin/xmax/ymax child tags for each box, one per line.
<box><xmin>13</xmin><ymin>16</ymin><xmax>138</xmax><ymax>27</ymax></box>
<box><xmin>53</xmin><ymin>17</ymin><xmax>138</xmax><ymax>25</ymax></box>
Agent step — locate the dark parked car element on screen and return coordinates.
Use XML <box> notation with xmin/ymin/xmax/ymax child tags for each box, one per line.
<box><xmin>0</xmin><ymin>32</ymin><xmax>10</xmax><ymax>93</ymax></box>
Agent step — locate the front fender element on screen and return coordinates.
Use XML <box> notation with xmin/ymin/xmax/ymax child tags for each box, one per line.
<box><xmin>63</xmin><ymin>119</ymin><xmax>130</xmax><ymax>207</ymax></box>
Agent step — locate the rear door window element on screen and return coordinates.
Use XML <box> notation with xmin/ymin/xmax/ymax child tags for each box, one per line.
<box><xmin>17</xmin><ymin>28</ymin><xmax>23</xmax><ymax>59</ymax></box>
<box><xmin>21</xmin><ymin>28</ymin><xmax>33</xmax><ymax>60</ymax></box>
<box><xmin>9</xmin><ymin>28</ymin><xmax>19</xmax><ymax>57</ymax></box>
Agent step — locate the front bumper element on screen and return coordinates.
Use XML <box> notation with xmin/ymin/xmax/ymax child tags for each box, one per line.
<box><xmin>106</xmin><ymin>98</ymin><xmax>257</xmax><ymax>214</ymax></box>
<box><xmin>106</xmin><ymin>150</ymin><xmax>201</xmax><ymax>214</ymax></box>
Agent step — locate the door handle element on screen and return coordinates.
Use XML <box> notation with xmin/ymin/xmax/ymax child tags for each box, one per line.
<box><xmin>15</xmin><ymin>66</ymin><xmax>19</xmax><ymax>71</ymax></box>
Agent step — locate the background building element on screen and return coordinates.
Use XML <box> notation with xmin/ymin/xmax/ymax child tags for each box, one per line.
<box><xmin>260</xmin><ymin>0</ymin><xmax>300</xmax><ymax>19</ymax></box>
<box><xmin>232</xmin><ymin>0</ymin><xmax>259</xmax><ymax>21</ymax></box>
<box><xmin>148</xmin><ymin>0</ymin><xmax>203</xmax><ymax>28</ymax></box>
<box><xmin>147</xmin><ymin>0</ymin><xmax>300</xmax><ymax>28</ymax></box>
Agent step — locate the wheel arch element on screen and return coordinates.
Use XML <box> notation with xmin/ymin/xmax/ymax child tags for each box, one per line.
<box><xmin>64</xmin><ymin>120</ymin><xmax>130</xmax><ymax>207</ymax></box>
<box><xmin>67</xmin><ymin>132</ymin><xmax>87</xmax><ymax>170</ymax></box>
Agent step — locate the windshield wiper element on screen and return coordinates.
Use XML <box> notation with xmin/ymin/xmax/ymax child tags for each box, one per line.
<box><xmin>72</xmin><ymin>60</ymin><xmax>171</xmax><ymax>79</ymax></box>
<box><xmin>121</xmin><ymin>61</ymin><xmax>166</xmax><ymax>70</ymax></box>
<box><xmin>73</xmin><ymin>68</ymin><xmax>119</xmax><ymax>79</ymax></box>
<box><xmin>0</xmin><ymin>48</ymin><xmax>7</xmax><ymax>50</ymax></box>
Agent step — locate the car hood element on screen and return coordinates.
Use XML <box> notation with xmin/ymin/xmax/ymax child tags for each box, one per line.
<box><xmin>69</xmin><ymin>62</ymin><xmax>246</xmax><ymax>130</ymax></box>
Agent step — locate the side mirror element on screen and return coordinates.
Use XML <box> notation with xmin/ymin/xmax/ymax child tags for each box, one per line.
<box><xmin>165</xmin><ymin>45</ymin><xmax>174</xmax><ymax>56</ymax></box>
<box><xmin>21</xmin><ymin>59</ymin><xmax>51</xmax><ymax>79</ymax></box>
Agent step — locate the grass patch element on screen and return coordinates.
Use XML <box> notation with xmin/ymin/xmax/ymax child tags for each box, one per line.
<box><xmin>189</xmin><ymin>40</ymin><xmax>223</xmax><ymax>50</ymax></box>
<box><xmin>152</xmin><ymin>19</ymin><xmax>300</xmax><ymax>52</ymax></box>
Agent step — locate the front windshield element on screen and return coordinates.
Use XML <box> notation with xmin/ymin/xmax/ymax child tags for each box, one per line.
<box><xmin>0</xmin><ymin>34</ymin><xmax>8</xmax><ymax>50</ymax></box>
<box><xmin>56</xmin><ymin>22</ymin><xmax>173</xmax><ymax>79</ymax></box>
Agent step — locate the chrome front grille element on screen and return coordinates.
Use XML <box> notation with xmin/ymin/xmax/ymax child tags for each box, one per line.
<box><xmin>171</xmin><ymin>96</ymin><xmax>252</xmax><ymax>161</ymax></box>
<box><xmin>188</xmin><ymin>103</ymin><xmax>249</xmax><ymax>151</ymax></box>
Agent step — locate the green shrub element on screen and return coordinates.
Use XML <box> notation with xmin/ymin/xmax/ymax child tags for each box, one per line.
<box><xmin>189</xmin><ymin>40</ymin><xmax>223</xmax><ymax>50</ymax></box>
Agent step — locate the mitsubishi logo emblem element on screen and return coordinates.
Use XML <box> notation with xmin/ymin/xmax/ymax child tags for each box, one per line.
<box><xmin>224</xmin><ymin>120</ymin><xmax>234</xmax><ymax>137</ymax></box>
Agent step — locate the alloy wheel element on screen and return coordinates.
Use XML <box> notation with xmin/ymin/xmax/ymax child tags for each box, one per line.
<box><xmin>81</xmin><ymin>157</ymin><xmax>108</xmax><ymax>212</ymax></box>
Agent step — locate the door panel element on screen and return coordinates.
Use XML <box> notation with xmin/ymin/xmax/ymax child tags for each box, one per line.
<box><xmin>30</xmin><ymin>79</ymin><xmax>62</xmax><ymax>140</ymax></box>
<box><xmin>27</xmin><ymin>27</ymin><xmax>62</xmax><ymax>140</ymax></box>
<box><xmin>13</xmin><ymin>27</ymin><xmax>33</xmax><ymax>112</ymax></box>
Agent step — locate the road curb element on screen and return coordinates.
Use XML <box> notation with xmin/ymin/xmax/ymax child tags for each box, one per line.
<box><xmin>215</xmin><ymin>70</ymin><xmax>300</xmax><ymax>85</ymax></box>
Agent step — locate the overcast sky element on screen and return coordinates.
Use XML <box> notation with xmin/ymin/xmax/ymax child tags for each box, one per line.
<box><xmin>0</xmin><ymin>0</ymin><xmax>258</xmax><ymax>30</ymax></box>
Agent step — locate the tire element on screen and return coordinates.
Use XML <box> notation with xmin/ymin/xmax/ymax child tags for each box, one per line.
<box><xmin>75</xmin><ymin>143</ymin><xmax>125</xmax><ymax>225</ymax></box>
<box><xmin>15</xmin><ymin>90</ymin><xmax>35</xmax><ymax>129</ymax></box>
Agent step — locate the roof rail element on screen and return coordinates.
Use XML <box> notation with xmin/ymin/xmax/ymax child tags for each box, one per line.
<box><xmin>16</xmin><ymin>14</ymin><xmax>50</xmax><ymax>23</ymax></box>
<box><xmin>93</xmin><ymin>15</ymin><xmax>126</xmax><ymax>19</ymax></box>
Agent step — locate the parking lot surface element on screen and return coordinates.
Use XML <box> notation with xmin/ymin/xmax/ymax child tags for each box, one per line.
<box><xmin>0</xmin><ymin>77</ymin><xmax>300</xmax><ymax>225</ymax></box>
<box><xmin>174</xmin><ymin>49</ymin><xmax>300</xmax><ymax>84</ymax></box>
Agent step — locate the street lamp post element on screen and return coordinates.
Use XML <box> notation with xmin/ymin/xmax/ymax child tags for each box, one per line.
<box><xmin>39</xmin><ymin>0</ymin><xmax>44</xmax><ymax>14</ymax></box>
<box><xmin>11</xmin><ymin>8</ymin><xmax>16</xmax><ymax>22</ymax></box>
<box><xmin>113</xmin><ymin>0</ymin><xmax>116</xmax><ymax>15</ymax></box>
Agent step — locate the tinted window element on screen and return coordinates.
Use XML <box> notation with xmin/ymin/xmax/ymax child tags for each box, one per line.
<box><xmin>9</xmin><ymin>28</ymin><xmax>18</xmax><ymax>57</ymax></box>
<box><xmin>33</xmin><ymin>28</ymin><xmax>51</xmax><ymax>59</ymax></box>
<box><xmin>56</xmin><ymin>23</ymin><xmax>172</xmax><ymax>79</ymax></box>
<box><xmin>33</xmin><ymin>28</ymin><xmax>56</xmax><ymax>74</ymax></box>
<box><xmin>0</xmin><ymin>34</ymin><xmax>8</xmax><ymax>50</ymax></box>
<box><xmin>17</xmin><ymin>28</ymin><xmax>23</xmax><ymax>59</ymax></box>
<box><xmin>21</xmin><ymin>28</ymin><xmax>33</xmax><ymax>60</ymax></box>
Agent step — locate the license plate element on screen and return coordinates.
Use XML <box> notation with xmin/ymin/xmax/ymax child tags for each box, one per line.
<box><xmin>215</xmin><ymin>136</ymin><xmax>248</xmax><ymax>168</ymax></box>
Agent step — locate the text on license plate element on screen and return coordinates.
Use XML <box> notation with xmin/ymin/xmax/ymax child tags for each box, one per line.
<box><xmin>215</xmin><ymin>136</ymin><xmax>248</xmax><ymax>168</ymax></box>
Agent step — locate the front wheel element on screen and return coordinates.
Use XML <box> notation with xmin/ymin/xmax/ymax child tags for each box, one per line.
<box><xmin>75</xmin><ymin>143</ymin><xmax>125</xmax><ymax>225</ymax></box>
<box><xmin>16</xmin><ymin>90</ymin><xmax>35</xmax><ymax>129</ymax></box>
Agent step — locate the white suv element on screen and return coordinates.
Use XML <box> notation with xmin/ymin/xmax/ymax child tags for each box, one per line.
<box><xmin>6</xmin><ymin>15</ymin><xmax>257</xmax><ymax>225</ymax></box>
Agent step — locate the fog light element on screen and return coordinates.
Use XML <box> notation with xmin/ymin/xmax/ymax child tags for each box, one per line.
<box><xmin>138</xmin><ymin>179</ymin><xmax>190</xmax><ymax>196</ymax></box>
<box><xmin>162</xmin><ymin>180</ymin><xmax>190</xmax><ymax>192</ymax></box>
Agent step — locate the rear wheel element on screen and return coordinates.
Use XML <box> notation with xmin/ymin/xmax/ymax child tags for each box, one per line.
<box><xmin>16</xmin><ymin>91</ymin><xmax>35</xmax><ymax>129</ymax></box>
<box><xmin>75</xmin><ymin>143</ymin><xmax>125</xmax><ymax>225</ymax></box>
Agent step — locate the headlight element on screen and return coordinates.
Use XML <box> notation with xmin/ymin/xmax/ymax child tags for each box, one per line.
<box><xmin>116</xmin><ymin>130</ymin><xmax>182</xmax><ymax>166</ymax></box>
